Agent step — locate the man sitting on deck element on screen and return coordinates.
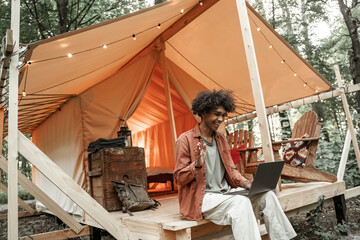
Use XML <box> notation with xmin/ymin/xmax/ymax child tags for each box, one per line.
<box><xmin>174</xmin><ymin>90</ymin><xmax>296</xmax><ymax>240</ymax></box>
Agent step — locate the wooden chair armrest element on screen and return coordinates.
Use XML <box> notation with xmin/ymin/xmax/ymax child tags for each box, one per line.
<box><xmin>272</xmin><ymin>137</ymin><xmax>321</xmax><ymax>145</ymax></box>
<box><xmin>238</xmin><ymin>137</ymin><xmax>322</xmax><ymax>152</ymax></box>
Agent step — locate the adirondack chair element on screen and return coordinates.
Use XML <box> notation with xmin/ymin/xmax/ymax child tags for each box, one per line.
<box><xmin>228</xmin><ymin>129</ymin><xmax>257</xmax><ymax>179</ymax></box>
<box><xmin>274</xmin><ymin>111</ymin><xmax>337</xmax><ymax>183</ymax></box>
<box><xmin>229</xmin><ymin>111</ymin><xmax>337</xmax><ymax>188</ymax></box>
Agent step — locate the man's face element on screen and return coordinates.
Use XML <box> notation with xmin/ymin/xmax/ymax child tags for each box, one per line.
<box><xmin>202</xmin><ymin>106</ymin><xmax>227</xmax><ymax>132</ymax></box>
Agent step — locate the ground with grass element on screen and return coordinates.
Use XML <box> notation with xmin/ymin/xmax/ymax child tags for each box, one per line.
<box><xmin>0</xmin><ymin>196</ymin><xmax>359</xmax><ymax>240</ymax></box>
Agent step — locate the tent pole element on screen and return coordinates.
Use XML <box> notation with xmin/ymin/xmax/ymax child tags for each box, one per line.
<box><xmin>226</xmin><ymin>83</ymin><xmax>360</xmax><ymax>125</ymax></box>
<box><xmin>8</xmin><ymin>0</ymin><xmax>20</xmax><ymax>239</ymax></box>
<box><xmin>160</xmin><ymin>46</ymin><xmax>177</xmax><ymax>150</ymax></box>
<box><xmin>338</xmin><ymin>130</ymin><xmax>351</xmax><ymax>181</ymax></box>
<box><xmin>235</xmin><ymin>0</ymin><xmax>275</xmax><ymax>163</ymax></box>
<box><xmin>334</xmin><ymin>65</ymin><xmax>360</xmax><ymax>171</ymax></box>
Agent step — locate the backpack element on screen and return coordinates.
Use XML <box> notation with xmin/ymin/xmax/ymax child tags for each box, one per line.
<box><xmin>112</xmin><ymin>180</ymin><xmax>160</xmax><ymax>216</ymax></box>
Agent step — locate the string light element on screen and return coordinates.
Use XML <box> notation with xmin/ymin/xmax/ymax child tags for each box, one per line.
<box><xmin>250</xmin><ymin>15</ymin><xmax>321</xmax><ymax>93</ymax></box>
<box><xmin>22</xmin><ymin>90</ymin><xmax>26</xmax><ymax>97</ymax></box>
<box><xmin>21</xmin><ymin>2</ymin><xmax>321</xmax><ymax>96</ymax></box>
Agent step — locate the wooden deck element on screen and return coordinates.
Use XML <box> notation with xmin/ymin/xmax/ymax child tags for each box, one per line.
<box><xmin>79</xmin><ymin>181</ymin><xmax>346</xmax><ymax>239</ymax></box>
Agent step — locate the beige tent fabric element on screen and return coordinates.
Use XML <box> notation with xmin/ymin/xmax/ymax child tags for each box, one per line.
<box><xmin>165</xmin><ymin>0</ymin><xmax>331</xmax><ymax>118</ymax></box>
<box><xmin>32</xmin><ymin>97</ymin><xmax>85</xmax><ymax>215</ymax></box>
<box><xmin>167</xmin><ymin>58</ymin><xmax>207</xmax><ymax>110</ymax></box>
<box><xmin>80</xmin><ymin>52</ymin><xmax>157</xmax><ymax>145</ymax></box>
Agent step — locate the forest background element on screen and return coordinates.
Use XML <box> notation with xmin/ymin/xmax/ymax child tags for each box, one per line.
<box><xmin>0</xmin><ymin>0</ymin><xmax>359</xmax><ymax>209</ymax></box>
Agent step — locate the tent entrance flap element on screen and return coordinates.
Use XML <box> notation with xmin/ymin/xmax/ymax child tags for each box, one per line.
<box><xmin>128</xmin><ymin>62</ymin><xmax>197</xmax><ymax>172</ymax></box>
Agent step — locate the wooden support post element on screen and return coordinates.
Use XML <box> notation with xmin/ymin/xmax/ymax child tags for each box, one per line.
<box><xmin>19</xmin><ymin>225</ymin><xmax>91</xmax><ymax>240</ymax></box>
<box><xmin>160</xmin><ymin>46</ymin><xmax>177</xmax><ymax>148</ymax></box>
<box><xmin>333</xmin><ymin>194</ymin><xmax>347</xmax><ymax>235</ymax></box>
<box><xmin>17</xmin><ymin>131</ymin><xmax>136</xmax><ymax>240</ymax></box>
<box><xmin>8</xmin><ymin>0</ymin><xmax>20</xmax><ymax>238</ymax></box>
<box><xmin>0</xmin><ymin>108</ymin><xmax>3</xmax><ymax>186</ymax></box>
<box><xmin>90</xmin><ymin>226</ymin><xmax>102</xmax><ymax>240</ymax></box>
<box><xmin>0</xmin><ymin>156</ymin><xmax>84</xmax><ymax>234</ymax></box>
<box><xmin>235</xmin><ymin>0</ymin><xmax>275</xmax><ymax>163</ymax></box>
<box><xmin>334</xmin><ymin>65</ymin><xmax>360</xmax><ymax>171</ymax></box>
<box><xmin>175</xmin><ymin>228</ymin><xmax>191</xmax><ymax>240</ymax></box>
<box><xmin>338</xmin><ymin>130</ymin><xmax>351</xmax><ymax>181</ymax></box>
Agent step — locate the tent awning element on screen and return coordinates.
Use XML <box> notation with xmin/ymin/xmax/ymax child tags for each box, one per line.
<box><xmin>9</xmin><ymin>0</ymin><xmax>332</xmax><ymax>135</ymax></box>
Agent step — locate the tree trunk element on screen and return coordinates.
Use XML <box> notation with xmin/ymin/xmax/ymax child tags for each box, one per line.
<box><xmin>279</xmin><ymin>111</ymin><xmax>292</xmax><ymax>140</ymax></box>
<box><xmin>338</xmin><ymin>0</ymin><xmax>360</xmax><ymax>129</ymax></box>
<box><xmin>56</xmin><ymin>0</ymin><xmax>70</xmax><ymax>34</ymax></box>
<box><xmin>312</xmin><ymin>102</ymin><xmax>330</xmax><ymax>141</ymax></box>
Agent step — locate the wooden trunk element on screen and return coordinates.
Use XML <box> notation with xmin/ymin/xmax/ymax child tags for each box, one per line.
<box><xmin>88</xmin><ymin>147</ymin><xmax>147</xmax><ymax>211</ymax></box>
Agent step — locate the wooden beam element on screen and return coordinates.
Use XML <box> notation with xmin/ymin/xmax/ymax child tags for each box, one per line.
<box><xmin>0</xmin><ymin>211</ymin><xmax>42</xmax><ymax>220</ymax></box>
<box><xmin>0</xmin><ymin>156</ymin><xmax>84</xmax><ymax>234</ymax></box>
<box><xmin>160</xmin><ymin>45</ymin><xmax>177</xmax><ymax>149</ymax></box>
<box><xmin>8</xmin><ymin>1</ymin><xmax>20</xmax><ymax>238</ymax></box>
<box><xmin>334</xmin><ymin>65</ymin><xmax>360</xmax><ymax>171</ymax></box>
<box><xmin>1</xmin><ymin>29</ymin><xmax>14</xmax><ymax>56</ymax></box>
<box><xmin>226</xmin><ymin>83</ymin><xmax>360</xmax><ymax>125</ymax></box>
<box><xmin>17</xmin><ymin>131</ymin><xmax>137</xmax><ymax>240</ymax></box>
<box><xmin>345</xmin><ymin>186</ymin><xmax>360</xmax><ymax>199</ymax></box>
<box><xmin>0</xmin><ymin>182</ymin><xmax>36</xmax><ymax>214</ymax></box>
<box><xmin>338</xmin><ymin>129</ymin><xmax>351</xmax><ymax>181</ymax></box>
<box><xmin>119</xmin><ymin>0</ymin><xmax>219</xmax><ymax>72</ymax></box>
<box><xmin>235</xmin><ymin>0</ymin><xmax>275</xmax><ymax>164</ymax></box>
<box><xmin>19</xmin><ymin>225</ymin><xmax>90</xmax><ymax>240</ymax></box>
<box><xmin>161</xmin><ymin>0</ymin><xmax>219</xmax><ymax>41</ymax></box>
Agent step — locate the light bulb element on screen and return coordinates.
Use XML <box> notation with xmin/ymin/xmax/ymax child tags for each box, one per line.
<box><xmin>103</xmin><ymin>44</ymin><xmax>108</xmax><ymax>49</ymax></box>
<box><xmin>157</xmin><ymin>23</ymin><xmax>161</xmax><ymax>29</ymax></box>
<box><xmin>304</xmin><ymin>83</ymin><xmax>307</xmax><ymax>87</ymax></box>
<box><xmin>199</xmin><ymin>0</ymin><xmax>203</xmax><ymax>5</ymax></box>
<box><xmin>257</xmin><ymin>27</ymin><xmax>260</xmax><ymax>31</ymax></box>
<box><xmin>315</xmin><ymin>89</ymin><xmax>319</xmax><ymax>93</ymax></box>
<box><xmin>269</xmin><ymin>45</ymin><xmax>273</xmax><ymax>49</ymax></box>
<box><xmin>67</xmin><ymin>53</ymin><xmax>72</xmax><ymax>58</ymax></box>
<box><xmin>22</xmin><ymin>90</ymin><xmax>26</xmax><ymax>97</ymax></box>
<box><xmin>281</xmin><ymin>60</ymin><xmax>285</xmax><ymax>63</ymax></box>
<box><xmin>180</xmin><ymin>9</ymin><xmax>184</xmax><ymax>14</ymax></box>
<box><xmin>294</xmin><ymin>73</ymin><xmax>297</xmax><ymax>77</ymax></box>
<box><xmin>132</xmin><ymin>34</ymin><xmax>136</xmax><ymax>40</ymax></box>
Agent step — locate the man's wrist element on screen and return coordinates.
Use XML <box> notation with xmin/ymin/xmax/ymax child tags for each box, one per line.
<box><xmin>194</xmin><ymin>161</ymin><xmax>202</xmax><ymax>169</ymax></box>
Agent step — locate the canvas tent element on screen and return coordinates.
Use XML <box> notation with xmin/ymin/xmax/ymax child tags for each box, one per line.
<box><xmin>10</xmin><ymin>0</ymin><xmax>332</xmax><ymax>215</ymax></box>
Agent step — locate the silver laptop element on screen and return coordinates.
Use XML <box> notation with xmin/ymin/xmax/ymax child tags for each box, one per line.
<box><xmin>225</xmin><ymin>161</ymin><xmax>285</xmax><ymax>196</ymax></box>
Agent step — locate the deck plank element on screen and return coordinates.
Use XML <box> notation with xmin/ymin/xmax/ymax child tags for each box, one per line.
<box><xmin>82</xmin><ymin>182</ymin><xmax>346</xmax><ymax>239</ymax></box>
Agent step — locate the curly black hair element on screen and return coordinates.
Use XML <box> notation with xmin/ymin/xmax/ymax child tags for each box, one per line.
<box><xmin>191</xmin><ymin>89</ymin><xmax>235</xmax><ymax>116</ymax></box>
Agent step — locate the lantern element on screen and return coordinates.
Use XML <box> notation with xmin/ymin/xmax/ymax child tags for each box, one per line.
<box><xmin>117</xmin><ymin>121</ymin><xmax>132</xmax><ymax>147</ymax></box>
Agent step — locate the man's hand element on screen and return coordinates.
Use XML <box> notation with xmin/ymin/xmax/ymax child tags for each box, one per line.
<box><xmin>242</xmin><ymin>179</ymin><xmax>252</xmax><ymax>190</ymax></box>
<box><xmin>195</xmin><ymin>142</ymin><xmax>206</xmax><ymax>168</ymax></box>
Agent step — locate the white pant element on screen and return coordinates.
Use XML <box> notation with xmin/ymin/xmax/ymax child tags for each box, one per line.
<box><xmin>201</xmin><ymin>190</ymin><xmax>297</xmax><ymax>240</ymax></box>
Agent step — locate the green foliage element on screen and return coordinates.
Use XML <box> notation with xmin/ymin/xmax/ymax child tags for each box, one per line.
<box><xmin>0</xmin><ymin>185</ymin><xmax>34</xmax><ymax>204</ymax></box>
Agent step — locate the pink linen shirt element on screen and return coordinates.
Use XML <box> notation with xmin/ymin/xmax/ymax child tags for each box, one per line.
<box><xmin>174</xmin><ymin>124</ymin><xmax>247</xmax><ymax>221</ymax></box>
